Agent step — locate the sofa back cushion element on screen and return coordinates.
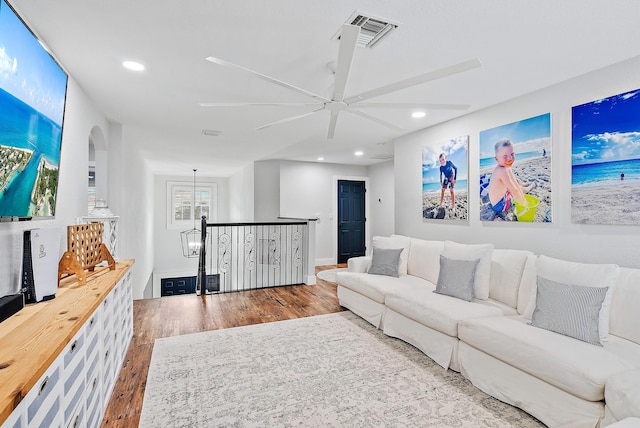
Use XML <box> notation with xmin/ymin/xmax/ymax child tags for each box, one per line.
<box><xmin>609</xmin><ymin>267</ymin><xmax>640</xmax><ymax>345</ymax></box>
<box><xmin>516</xmin><ymin>254</ymin><xmax>538</xmax><ymax>315</ymax></box>
<box><xmin>372</xmin><ymin>235</ymin><xmax>411</xmax><ymax>275</ymax></box>
<box><xmin>442</xmin><ymin>241</ymin><xmax>494</xmax><ymax>300</ymax></box>
<box><xmin>406</xmin><ymin>238</ymin><xmax>444</xmax><ymax>284</ymax></box>
<box><xmin>489</xmin><ymin>249</ymin><xmax>534</xmax><ymax>309</ymax></box>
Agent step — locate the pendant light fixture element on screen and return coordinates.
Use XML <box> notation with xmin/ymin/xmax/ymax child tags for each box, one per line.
<box><xmin>180</xmin><ymin>169</ymin><xmax>201</xmax><ymax>258</ymax></box>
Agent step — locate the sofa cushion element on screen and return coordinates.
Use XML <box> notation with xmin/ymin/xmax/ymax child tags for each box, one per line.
<box><xmin>490</xmin><ymin>249</ymin><xmax>533</xmax><ymax>309</ymax></box>
<box><xmin>609</xmin><ymin>267</ymin><xmax>640</xmax><ymax>346</ymax></box>
<box><xmin>385</xmin><ymin>286</ymin><xmax>503</xmax><ymax>337</ymax></box>
<box><xmin>373</xmin><ymin>235</ymin><xmax>411</xmax><ymax>275</ymax></box>
<box><xmin>525</xmin><ymin>255</ymin><xmax>619</xmax><ymax>342</ymax></box>
<box><xmin>531</xmin><ymin>277</ymin><xmax>608</xmax><ymax>346</ymax></box>
<box><xmin>434</xmin><ymin>255</ymin><xmax>479</xmax><ymax>302</ymax></box>
<box><xmin>336</xmin><ymin>271</ymin><xmax>430</xmax><ymax>304</ymax></box>
<box><xmin>443</xmin><ymin>241</ymin><xmax>494</xmax><ymax>300</ymax></box>
<box><xmin>458</xmin><ymin>316</ymin><xmax>640</xmax><ymax>401</ymax></box>
<box><xmin>605</xmin><ymin>370</ymin><xmax>640</xmax><ymax>422</ymax></box>
<box><xmin>406</xmin><ymin>238</ymin><xmax>444</xmax><ymax>283</ymax></box>
<box><xmin>516</xmin><ymin>254</ymin><xmax>538</xmax><ymax>315</ymax></box>
<box><xmin>368</xmin><ymin>248</ymin><xmax>403</xmax><ymax>277</ymax></box>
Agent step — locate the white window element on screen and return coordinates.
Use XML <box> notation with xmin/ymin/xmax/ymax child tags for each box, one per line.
<box><xmin>167</xmin><ymin>181</ymin><xmax>217</xmax><ymax>229</ymax></box>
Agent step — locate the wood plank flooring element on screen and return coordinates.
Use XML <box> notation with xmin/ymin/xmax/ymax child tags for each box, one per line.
<box><xmin>100</xmin><ymin>265</ymin><xmax>346</xmax><ymax>427</ymax></box>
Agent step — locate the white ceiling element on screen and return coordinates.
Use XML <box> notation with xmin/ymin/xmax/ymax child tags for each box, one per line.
<box><xmin>10</xmin><ymin>0</ymin><xmax>640</xmax><ymax>177</ymax></box>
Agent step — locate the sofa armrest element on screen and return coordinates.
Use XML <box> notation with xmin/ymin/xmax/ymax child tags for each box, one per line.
<box><xmin>348</xmin><ymin>256</ymin><xmax>371</xmax><ymax>273</ymax></box>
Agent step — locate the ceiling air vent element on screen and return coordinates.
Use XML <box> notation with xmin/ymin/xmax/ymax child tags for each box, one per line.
<box><xmin>202</xmin><ymin>129</ymin><xmax>221</xmax><ymax>137</ymax></box>
<box><xmin>370</xmin><ymin>142</ymin><xmax>394</xmax><ymax>160</ymax></box>
<box><xmin>370</xmin><ymin>153</ymin><xmax>394</xmax><ymax>161</ymax></box>
<box><xmin>334</xmin><ymin>11</ymin><xmax>399</xmax><ymax>48</ymax></box>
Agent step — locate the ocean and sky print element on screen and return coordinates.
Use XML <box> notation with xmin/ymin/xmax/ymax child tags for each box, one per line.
<box><xmin>479</xmin><ymin>113</ymin><xmax>552</xmax><ymax>222</ymax></box>
<box><xmin>571</xmin><ymin>88</ymin><xmax>640</xmax><ymax>225</ymax></box>
<box><xmin>0</xmin><ymin>0</ymin><xmax>68</xmax><ymax>217</ymax></box>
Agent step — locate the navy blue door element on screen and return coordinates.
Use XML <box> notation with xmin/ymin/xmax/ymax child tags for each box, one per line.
<box><xmin>161</xmin><ymin>276</ymin><xmax>196</xmax><ymax>296</ymax></box>
<box><xmin>337</xmin><ymin>180</ymin><xmax>366</xmax><ymax>264</ymax></box>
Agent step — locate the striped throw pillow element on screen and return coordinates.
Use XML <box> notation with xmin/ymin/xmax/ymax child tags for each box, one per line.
<box><xmin>531</xmin><ymin>276</ymin><xmax>608</xmax><ymax>346</ymax></box>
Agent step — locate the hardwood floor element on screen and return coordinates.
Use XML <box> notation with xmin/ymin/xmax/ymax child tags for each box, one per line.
<box><xmin>101</xmin><ymin>265</ymin><xmax>346</xmax><ymax>427</ymax></box>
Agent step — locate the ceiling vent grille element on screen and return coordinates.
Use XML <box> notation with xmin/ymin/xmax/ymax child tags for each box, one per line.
<box><xmin>202</xmin><ymin>129</ymin><xmax>221</xmax><ymax>137</ymax></box>
<box><xmin>369</xmin><ymin>153</ymin><xmax>394</xmax><ymax>160</ymax></box>
<box><xmin>335</xmin><ymin>11</ymin><xmax>398</xmax><ymax>48</ymax></box>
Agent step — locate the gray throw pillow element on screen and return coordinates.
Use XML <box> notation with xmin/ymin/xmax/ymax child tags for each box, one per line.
<box><xmin>368</xmin><ymin>248</ymin><xmax>403</xmax><ymax>277</ymax></box>
<box><xmin>531</xmin><ymin>276</ymin><xmax>608</xmax><ymax>346</ymax></box>
<box><xmin>434</xmin><ymin>255</ymin><xmax>479</xmax><ymax>302</ymax></box>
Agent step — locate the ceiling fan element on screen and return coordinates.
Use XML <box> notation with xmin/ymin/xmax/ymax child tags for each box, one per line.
<box><xmin>201</xmin><ymin>24</ymin><xmax>481</xmax><ymax>139</ymax></box>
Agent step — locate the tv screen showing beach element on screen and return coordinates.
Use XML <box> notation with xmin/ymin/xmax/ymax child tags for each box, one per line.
<box><xmin>479</xmin><ymin>113</ymin><xmax>552</xmax><ymax>223</ymax></box>
<box><xmin>572</xmin><ymin>89</ymin><xmax>640</xmax><ymax>225</ymax></box>
<box><xmin>0</xmin><ymin>0</ymin><xmax>68</xmax><ymax>219</ymax></box>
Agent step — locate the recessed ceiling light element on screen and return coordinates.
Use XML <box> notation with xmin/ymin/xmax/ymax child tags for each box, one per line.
<box><xmin>412</xmin><ymin>111</ymin><xmax>426</xmax><ymax>118</ymax></box>
<box><xmin>317</xmin><ymin>157</ymin><xmax>325</xmax><ymax>161</ymax></box>
<box><xmin>123</xmin><ymin>61</ymin><xmax>145</xmax><ymax>71</ymax></box>
<box><xmin>354</xmin><ymin>151</ymin><xmax>364</xmax><ymax>156</ymax></box>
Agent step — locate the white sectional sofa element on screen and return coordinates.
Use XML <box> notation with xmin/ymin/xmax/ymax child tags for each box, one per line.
<box><xmin>336</xmin><ymin>235</ymin><xmax>640</xmax><ymax>428</ymax></box>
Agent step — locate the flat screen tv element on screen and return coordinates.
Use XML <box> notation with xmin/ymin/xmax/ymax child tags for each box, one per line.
<box><xmin>0</xmin><ymin>0</ymin><xmax>68</xmax><ymax>220</ymax></box>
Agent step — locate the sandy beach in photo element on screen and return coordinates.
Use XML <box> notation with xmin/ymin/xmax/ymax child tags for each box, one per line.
<box><xmin>480</xmin><ymin>155</ymin><xmax>552</xmax><ymax>222</ymax></box>
<box><xmin>423</xmin><ymin>188</ymin><xmax>468</xmax><ymax>220</ymax></box>
<box><xmin>571</xmin><ymin>183</ymin><xmax>640</xmax><ymax>225</ymax></box>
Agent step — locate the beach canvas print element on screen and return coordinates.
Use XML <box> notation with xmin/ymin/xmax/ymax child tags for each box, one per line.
<box><xmin>422</xmin><ymin>135</ymin><xmax>469</xmax><ymax>221</ymax></box>
<box><xmin>571</xmin><ymin>89</ymin><xmax>640</xmax><ymax>225</ymax></box>
<box><xmin>479</xmin><ymin>113</ymin><xmax>552</xmax><ymax>222</ymax></box>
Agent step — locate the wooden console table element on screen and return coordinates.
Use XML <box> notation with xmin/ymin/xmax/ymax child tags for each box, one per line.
<box><xmin>0</xmin><ymin>259</ymin><xmax>134</xmax><ymax>427</ymax></box>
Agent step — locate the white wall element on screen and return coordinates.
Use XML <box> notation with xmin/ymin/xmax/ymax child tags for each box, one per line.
<box><xmin>368</xmin><ymin>160</ymin><xmax>395</xmax><ymax>238</ymax></box>
<box><xmin>394</xmin><ymin>56</ymin><xmax>640</xmax><ymax>269</ymax></box>
<box><xmin>279</xmin><ymin>161</ymin><xmax>368</xmax><ymax>264</ymax></box>
<box><xmin>150</xmin><ymin>173</ymin><xmax>229</xmax><ymax>295</ymax></box>
<box><xmin>253</xmin><ymin>160</ymin><xmax>280</xmax><ymax>221</ymax></box>
<box><xmin>228</xmin><ymin>163</ymin><xmax>254</xmax><ymax>222</ymax></box>
<box><xmin>108</xmin><ymin>124</ymin><xmax>155</xmax><ymax>299</ymax></box>
<box><xmin>0</xmin><ymin>78</ymin><xmax>111</xmax><ymax>297</ymax></box>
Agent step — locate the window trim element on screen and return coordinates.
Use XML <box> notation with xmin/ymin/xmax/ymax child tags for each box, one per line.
<box><xmin>166</xmin><ymin>180</ymin><xmax>217</xmax><ymax>229</ymax></box>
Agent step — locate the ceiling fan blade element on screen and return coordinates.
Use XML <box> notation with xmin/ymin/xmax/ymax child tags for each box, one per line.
<box><xmin>353</xmin><ymin>102</ymin><xmax>471</xmax><ymax>110</ymax></box>
<box><xmin>254</xmin><ymin>107</ymin><xmax>324</xmax><ymax>131</ymax></box>
<box><xmin>206</xmin><ymin>56</ymin><xmax>331</xmax><ymax>103</ymax></box>
<box><xmin>344</xmin><ymin>108</ymin><xmax>404</xmax><ymax>132</ymax></box>
<box><xmin>199</xmin><ymin>102</ymin><xmax>321</xmax><ymax>107</ymax></box>
<box><xmin>333</xmin><ymin>24</ymin><xmax>360</xmax><ymax>102</ymax></box>
<box><xmin>327</xmin><ymin>111</ymin><xmax>340</xmax><ymax>139</ymax></box>
<box><xmin>344</xmin><ymin>58</ymin><xmax>482</xmax><ymax>104</ymax></box>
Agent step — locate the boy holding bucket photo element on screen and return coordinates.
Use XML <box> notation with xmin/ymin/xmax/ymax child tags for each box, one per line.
<box><xmin>488</xmin><ymin>139</ymin><xmax>538</xmax><ymax>219</ymax></box>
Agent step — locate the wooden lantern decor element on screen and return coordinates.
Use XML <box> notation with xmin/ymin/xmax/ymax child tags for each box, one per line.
<box><xmin>58</xmin><ymin>223</ymin><xmax>115</xmax><ymax>285</ymax></box>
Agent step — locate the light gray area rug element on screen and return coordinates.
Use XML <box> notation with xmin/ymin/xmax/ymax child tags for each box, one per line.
<box><xmin>140</xmin><ymin>312</ymin><xmax>544</xmax><ymax>427</ymax></box>
<box><xmin>316</xmin><ymin>268</ymin><xmax>347</xmax><ymax>283</ymax></box>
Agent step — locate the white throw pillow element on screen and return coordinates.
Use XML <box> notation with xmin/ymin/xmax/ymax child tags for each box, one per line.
<box><xmin>372</xmin><ymin>235</ymin><xmax>411</xmax><ymax>276</ymax></box>
<box><xmin>489</xmin><ymin>249</ymin><xmax>533</xmax><ymax>309</ymax></box>
<box><xmin>516</xmin><ymin>254</ymin><xmax>538</xmax><ymax>315</ymax></box>
<box><xmin>406</xmin><ymin>238</ymin><xmax>445</xmax><ymax>284</ymax></box>
<box><xmin>442</xmin><ymin>241</ymin><xmax>494</xmax><ymax>300</ymax></box>
<box><xmin>525</xmin><ymin>255</ymin><xmax>619</xmax><ymax>341</ymax></box>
